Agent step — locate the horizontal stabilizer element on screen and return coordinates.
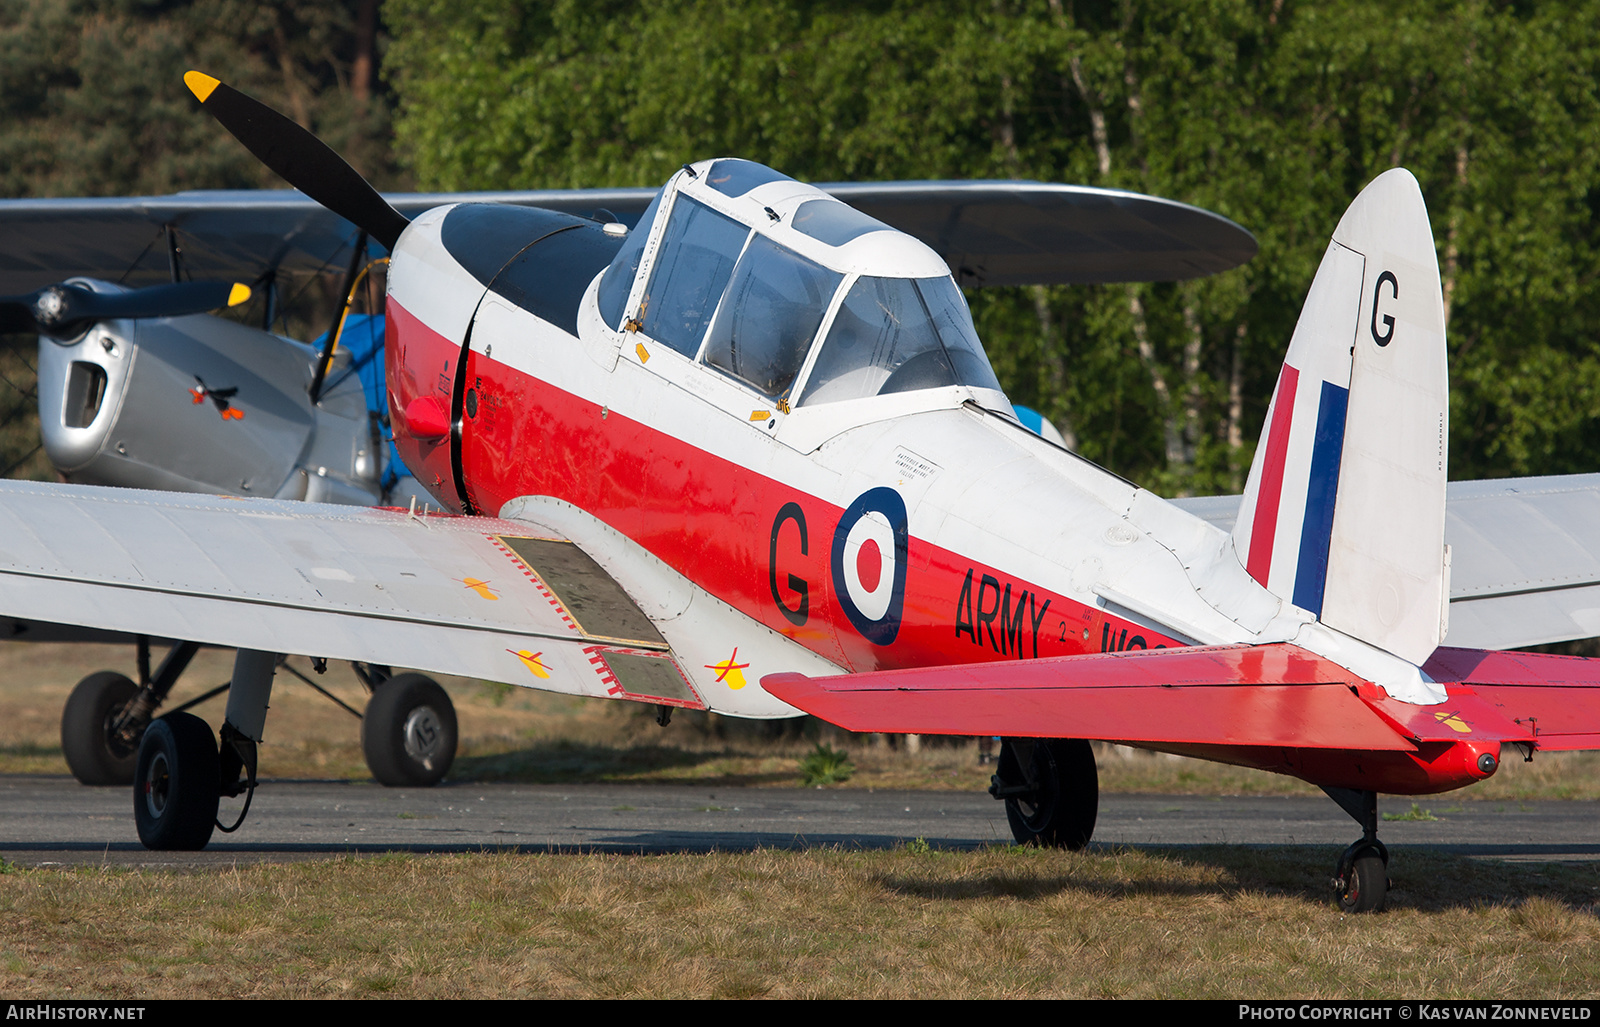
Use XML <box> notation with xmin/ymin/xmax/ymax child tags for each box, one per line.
<box><xmin>763</xmin><ymin>643</ymin><xmax>1413</xmax><ymax>750</ymax></box>
<box><xmin>1423</xmin><ymin>647</ymin><xmax>1600</xmax><ymax>751</ymax></box>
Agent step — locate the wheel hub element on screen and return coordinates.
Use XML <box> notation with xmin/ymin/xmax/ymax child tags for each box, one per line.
<box><xmin>402</xmin><ymin>706</ymin><xmax>444</xmax><ymax>769</ymax></box>
<box><xmin>144</xmin><ymin>751</ymin><xmax>171</xmax><ymax>818</ymax></box>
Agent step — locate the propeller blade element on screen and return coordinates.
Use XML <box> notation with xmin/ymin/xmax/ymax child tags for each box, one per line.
<box><xmin>185</xmin><ymin>71</ymin><xmax>410</xmax><ymax>250</ymax></box>
<box><xmin>0</xmin><ymin>280</ymin><xmax>251</xmax><ymax>336</ymax></box>
<box><xmin>91</xmin><ymin>280</ymin><xmax>252</xmax><ymax>321</ymax></box>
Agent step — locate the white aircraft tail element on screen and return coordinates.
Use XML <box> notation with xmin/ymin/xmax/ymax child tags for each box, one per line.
<box><xmin>1231</xmin><ymin>169</ymin><xmax>1449</xmax><ymax>664</ymax></box>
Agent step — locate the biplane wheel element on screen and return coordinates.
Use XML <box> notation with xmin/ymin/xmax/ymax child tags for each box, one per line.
<box><xmin>61</xmin><ymin>671</ymin><xmax>140</xmax><ymax>786</ymax></box>
<box><xmin>133</xmin><ymin>713</ymin><xmax>220</xmax><ymax>851</ymax></box>
<box><xmin>1337</xmin><ymin>853</ymin><xmax>1388</xmax><ymax>914</ymax></box>
<box><xmin>361</xmin><ymin>673</ymin><xmax>457</xmax><ymax>787</ymax></box>
<box><xmin>999</xmin><ymin>737</ymin><xmax>1098</xmax><ymax>850</ymax></box>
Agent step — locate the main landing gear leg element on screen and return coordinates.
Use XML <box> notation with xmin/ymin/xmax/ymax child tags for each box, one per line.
<box><xmin>1322</xmin><ymin>786</ymin><xmax>1390</xmax><ymax>913</ymax></box>
<box><xmin>989</xmin><ymin>737</ymin><xmax>1098</xmax><ymax>849</ymax></box>
<box><xmin>133</xmin><ymin>649</ymin><xmax>276</xmax><ymax>851</ymax></box>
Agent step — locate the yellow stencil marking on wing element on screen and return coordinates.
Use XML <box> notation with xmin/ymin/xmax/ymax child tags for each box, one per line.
<box><xmin>463</xmin><ymin>577</ymin><xmax>499</xmax><ymax>600</ymax></box>
<box><xmin>749</xmin><ymin>410</ymin><xmax>770</xmax><ymax>422</ymax></box>
<box><xmin>184</xmin><ymin>70</ymin><xmax>220</xmax><ymax>102</ymax></box>
<box><xmin>508</xmin><ymin>649</ymin><xmax>550</xmax><ymax>679</ymax></box>
<box><xmin>635</xmin><ymin>342</ymin><xmax>650</xmax><ymax>363</ymax></box>
<box><xmin>227</xmin><ymin>283</ymin><xmax>252</xmax><ymax>307</ymax></box>
<box><xmin>1433</xmin><ymin>710</ymin><xmax>1471</xmax><ymax>734</ymax></box>
<box><xmin>705</xmin><ymin>648</ymin><xmax>751</xmax><ymax>690</ymax></box>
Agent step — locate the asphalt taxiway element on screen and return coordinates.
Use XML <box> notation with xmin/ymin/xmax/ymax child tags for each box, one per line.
<box><xmin>3</xmin><ymin>775</ymin><xmax>1599</xmax><ymax>868</ymax></box>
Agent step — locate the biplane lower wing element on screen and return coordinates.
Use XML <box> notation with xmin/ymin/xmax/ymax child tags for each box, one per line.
<box><xmin>0</xmin><ymin>480</ymin><xmax>829</xmax><ymax>717</ymax></box>
<box><xmin>1173</xmin><ymin>475</ymin><xmax>1600</xmax><ymax>651</ymax></box>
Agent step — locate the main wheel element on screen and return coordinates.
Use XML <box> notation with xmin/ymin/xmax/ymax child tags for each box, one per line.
<box><xmin>361</xmin><ymin>673</ymin><xmax>457</xmax><ymax>787</ymax></box>
<box><xmin>1338</xmin><ymin>854</ymin><xmax>1388</xmax><ymax>914</ymax></box>
<box><xmin>133</xmin><ymin>712</ymin><xmax>219</xmax><ymax>851</ymax></box>
<box><xmin>61</xmin><ymin>671</ymin><xmax>140</xmax><ymax>786</ymax></box>
<box><xmin>999</xmin><ymin>737</ymin><xmax>1098</xmax><ymax>849</ymax></box>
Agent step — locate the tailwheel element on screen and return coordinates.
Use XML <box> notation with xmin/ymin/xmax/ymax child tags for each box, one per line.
<box><xmin>1323</xmin><ymin>787</ymin><xmax>1390</xmax><ymax>913</ymax></box>
<box><xmin>61</xmin><ymin>671</ymin><xmax>141</xmax><ymax>786</ymax></box>
<box><xmin>133</xmin><ymin>712</ymin><xmax>220</xmax><ymax>851</ymax></box>
<box><xmin>990</xmin><ymin>737</ymin><xmax>1098</xmax><ymax>849</ymax></box>
<box><xmin>1336</xmin><ymin>850</ymin><xmax>1389</xmax><ymax>914</ymax></box>
<box><xmin>361</xmin><ymin>673</ymin><xmax>457</xmax><ymax>787</ymax></box>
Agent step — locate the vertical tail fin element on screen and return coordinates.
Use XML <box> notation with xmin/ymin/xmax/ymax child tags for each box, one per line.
<box><xmin>1233</xmin><ymin>169</ymin><xmax>1448</xmax><ymax>664</ymax></box>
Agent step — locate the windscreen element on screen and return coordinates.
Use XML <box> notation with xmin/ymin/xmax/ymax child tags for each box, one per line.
<box><xmin>637</xmin><ymin>196</ymin><xmax>749</xmax><ymax>356</ymax></box>
<box><xmin>799</xmin><ymin>275</ymin><xmax>1004</xmax><ymax>406</ymax></box>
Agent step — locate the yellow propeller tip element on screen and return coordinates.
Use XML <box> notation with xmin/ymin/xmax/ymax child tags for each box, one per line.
<box><xmin>184</xmin><ymin>71</ymin><xmax>220</xmax><ymax>103</ymax></box>
<box><xmin>227</xmin><ymin>283</ymin><xmax>251</xmax><ymax>307</ymax></box>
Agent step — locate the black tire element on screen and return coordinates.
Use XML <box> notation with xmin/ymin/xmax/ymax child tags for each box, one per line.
<box><xmin>133</xmin><ymin>712</ymin><xmax>219</xmax><ymax>851</ymax></box>
<box><xmin>61</xmin><ymin>671</ymin><xmax>140</xmax><ymax>786</ymax></box>
<box><xmin>999</xmin><ymin>737</ymin><xmax>1098</xmax><ymax>849</ymax></box>
<box><xmin>1339</xmin><ymin>854</ymin><xmax>1388</xmax><ymax>914</ymax></box>
<box><xmin>361</xmin><ymin>673</ymin><xmax>457</xmax><ymax>787</ymax></box>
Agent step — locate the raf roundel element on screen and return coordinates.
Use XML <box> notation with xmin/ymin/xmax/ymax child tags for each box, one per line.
<box><xmin>830</xmin><ymin>487</ymin><xmax>909</xmax><ymax>646</ymax></box>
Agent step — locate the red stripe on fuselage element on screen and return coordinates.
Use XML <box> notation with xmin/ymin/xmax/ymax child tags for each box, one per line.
<box><xmin>1245</xmin><ymin>363</ymin><xmax>1299</xmax><ymax>586</ymax></box>
<box><xmin>386</xmin><ymin>297</ymin><xmax>1177</xmax><ymax>674</ymax></box>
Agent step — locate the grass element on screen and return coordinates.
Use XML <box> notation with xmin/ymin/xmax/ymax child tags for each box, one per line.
<box><xmin>1383</xmin><ymin>803</ymin><xmax>1442</xmax><ymax>822</ymax></box>
<box><xmin>1</xmin><ymin>846</ymin><xmax>1598</xmax><ymax>998</ymax></box>
<box><xmin>799</xmin><ymin>743</ymin><xmax>854</xmax><ymax>786</ymax></box>
<box><xmin>7</xmin><ymin>643</ymin><xmax>1600</xmax><ymax>998</ymax></box>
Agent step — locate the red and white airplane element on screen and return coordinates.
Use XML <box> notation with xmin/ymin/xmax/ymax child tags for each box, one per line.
<box><xmin>3</xmin><ymin>72</ymin><xmax>1600</xmax><ymax>914</ymax></box>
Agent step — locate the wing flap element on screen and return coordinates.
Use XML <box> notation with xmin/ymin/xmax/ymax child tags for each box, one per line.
<box><xmin>762</xmin><ymin>643</ymin><xmax>1413</xmax><ymax>750</ymax></box>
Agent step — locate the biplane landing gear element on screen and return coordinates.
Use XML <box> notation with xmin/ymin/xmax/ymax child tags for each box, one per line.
<box><xmin>61</xmin><ymin>671</ymin><xmax>141</xmax><ymax>785</ymax></box>
<box><xmin>989</xmin><ymin>737</ymin><xmax>1098</xmax><ymax>849</ymax></box>
<box><xmin>360</xmin><ymin>673</ymin><xmax>457</xmax><ymax>787</ymax></box>
<box><xmin>62</xmin><ymin>639</ymin><xmax>203</xmax><ymax>786</ymax></box>
<box><xmin>1323</xmin><ymin>787</ymin><xmax>1390</xmax><ymax>913</ymax></box>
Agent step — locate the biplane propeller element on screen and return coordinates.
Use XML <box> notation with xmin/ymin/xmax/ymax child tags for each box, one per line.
<box><xmin>0</xmin><ymin>278</ymin><xmax>249</xmax><ymax>337</ymax></box>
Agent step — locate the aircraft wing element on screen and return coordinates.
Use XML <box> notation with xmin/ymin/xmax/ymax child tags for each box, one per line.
<box><xmin>0</xmin><ymin>181</ymin><xmax>1255</xmax><ymax>294</ymax></box>
<box><xmin>1170</xmin><ymin>476</ymin><xmax>1600</xmax><ymax>651</ymax></box>
<box><xmin>765</xmin><ymin>641</ymin><xmax>1600</xmax><ymax>753</ymax></box>
<box><xmin>0</xmin><ymin>480</ymin><xmax>829</xmax><ymax>717</ymax></box>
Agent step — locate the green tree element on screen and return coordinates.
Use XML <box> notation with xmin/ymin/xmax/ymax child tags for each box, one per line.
<box><xmin>383</xmin><ymin>0</ymin><xmax>1600</xmax><ymax>491</ymax></box>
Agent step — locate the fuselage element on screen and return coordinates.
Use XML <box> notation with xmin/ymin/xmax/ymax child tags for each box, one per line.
<box><xmin>379</xmin><ymin>159</ymin><xmax>1494</xmax><ymax>796</ymax></box>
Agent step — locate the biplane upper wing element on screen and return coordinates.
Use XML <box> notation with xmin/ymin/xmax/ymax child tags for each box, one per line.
<box><xmin>0</xmin><ymin>181</ymin><xmax>1255</xmax><ymax>293</ymax></box>
<box><xmin>0</xmin><ymin>480</ymin><xmax>832</xmax><ymax>717</ymax></box>
<box><xmin>1171</xmin><ymin>475</ymin><xmax>1600</xmax><ymax>651</ymax></box>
